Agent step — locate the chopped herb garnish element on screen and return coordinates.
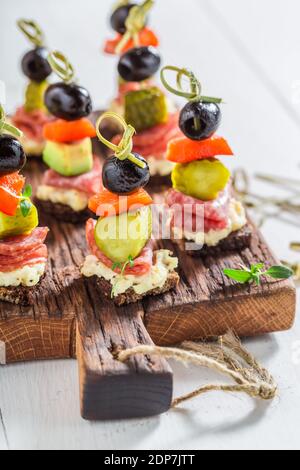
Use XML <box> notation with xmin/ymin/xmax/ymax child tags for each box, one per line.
<box><xmin>223</xmin><ymin>263</ymin><xmax>294</xmax><ymax>286</ymax></box>
<box><xmin>111</xmin><ymin>255</ymin><xmax>135</xmax><ymax>298</ymax></box>
<box><xmin>23</xmin><ymin>184</ymin><xmax>32</xmax><ymax>198</ymax></box>
<box><xmin>20</xmin><ymin>198</ymin><xmax>32</xmax><ymax>217</ymax></box>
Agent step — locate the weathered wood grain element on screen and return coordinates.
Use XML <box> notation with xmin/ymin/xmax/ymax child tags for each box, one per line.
<box><xmin>77</xmin><ymin>278</ymin><xmax>173</xmax><ymax>420</ymax></box>
<box><xmin>0</xmin><ymin>160</ymin><xmax>79</xmax><ymax>363</ymax></box>
<box><xmin>144</xmin><ymin>228</ymin><xmax>296</xmax><ymax>345</ymax></box>
<box><xmin>0</xmin><ymin>156</ymin><xmax>296</xmax><ymax>365</ymax></box>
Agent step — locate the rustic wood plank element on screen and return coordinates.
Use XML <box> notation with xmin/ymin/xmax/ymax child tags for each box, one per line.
<box><xmin>0</xmin><ymin>153</ymin><xmax>296</xmax><ymax>365</ymax></box>
<box><xmin>0</xmin><ymin>160</ymin><xmax>80</xmax><ymax>363</ymax></box>
<box><xmin>144</xmin><ymin>226</ymin><xmax>296</xmax><ymax>345</ymax></box>
<box><xmin>76</xmin><ymin>278</ymin><xmax>173</xmax><ymax>420</ymax></box>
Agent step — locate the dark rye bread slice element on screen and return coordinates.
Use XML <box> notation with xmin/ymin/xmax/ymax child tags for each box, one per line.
<box><xmin>92</xmin><ymin>270</ymin><xmax>180</xmax><ymax>307</ymax></box>
<box><xmin>179</xmin><ymin>225</ymin><xmax>252</xmax><ymax>257</ymax></box>
<box><xmin>35</xmin><ymin>198</ymin><xmax>95</xmax><ymax>224</ymax></box>
<box><xmin>0</xmin><ymin>275</ymin><xmax>46</xmax><ymax>306</ymax></box>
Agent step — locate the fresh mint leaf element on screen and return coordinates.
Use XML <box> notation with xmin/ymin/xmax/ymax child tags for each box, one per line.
<box><xmin>265</xmin><ymin>265</ymin><xmax>294</xmax><ymax>280</ymax></box>
<box><xmin>224</xmin><ymin>262</ymin><xmax>294</xmax><ymax>285</ymax></box>
<box><xmin>223</xmin><ymin>269</ymin><xmax>253</xmax><ymax>284</ymax></box>
<box><xmin>20</xmin><ymin>199</ymin><xmax>32</xmax><ymax>217</ymax></box>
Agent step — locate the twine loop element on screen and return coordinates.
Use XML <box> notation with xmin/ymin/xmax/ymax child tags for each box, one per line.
<box><xmin>115</xmin><ymin>0</ymin><xmax>154</xmax><ymax>54</ymax></box>
<box><xmin>48</xmin><ymin>51</ymin><xmax>75</xmax><ymax>83</ymax></box>
<box><xmin>17</xmin><ymin>19</ymin><xmax>45</xmax><ymax>47</ymax></box>
<box><xmin>96</xmin><ymin>112</ymin><xmax>146</xmax><ymax>169</ymax></box>
<box><xmin>0</xmin><ymin>105</ymin><xmax>23</xmax><ymax>138</ymax></box>
<box><xmin>161</xmin><ymin>65</ymin><xmax>223</xmax><ymax>104</ymax></box>
<box><xmin>117</xmin><ymin>332</ymin><xmax>277</xmax><ymax>408</ymax></box>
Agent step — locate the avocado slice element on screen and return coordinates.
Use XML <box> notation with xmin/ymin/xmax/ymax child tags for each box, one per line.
<box><xmin>43</xmin><ymin>138</ymin><xmax>93</xmax><ymax>177</ymax></box>
<box><xmin>95</xmin><ymin>207</ymin><xmax>152</xmax><ymax>264</ymax></box>
<box><xmin>172</xmin><ymin>159</ymin><xmax>231</xmax><ymax>201</ymax></box>
<box><xmin>0</xmin><ymin>203</ymin><xmax>39</xmax><ymax>239</ymax></box>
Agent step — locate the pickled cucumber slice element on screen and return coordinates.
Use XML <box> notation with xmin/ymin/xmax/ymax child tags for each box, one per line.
<box><xmin>24</xmin><ymin>80</ymin><xmax>48</xmax><ymax>113</ymax></box>
<box><xmin>125</xmin><ymin>87</ymin><xmax>168</xmax><ymax>133</ymax></box>
<box><xmin>0</xmin><ymin>203</ymin><xmax>39</xmax><ymax>239</ymax></box>
<box><xmin>172</xmin><ymin>159</ymin><xmax>231</xmax><ymax>201</ymax></box>
<box><xmin>95</xmin><ymin>207</ymin><xmax>152</xmax><ymax>264</ymax></box>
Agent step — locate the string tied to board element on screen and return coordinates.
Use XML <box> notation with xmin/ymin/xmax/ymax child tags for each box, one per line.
<box><xmin>117</xmin><ymin>331</ymin><xmax>277</xmax><ymax>407</ymax></box>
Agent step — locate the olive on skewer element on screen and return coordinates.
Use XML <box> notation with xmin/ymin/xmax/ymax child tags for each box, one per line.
<box><xmin>96</xmin><ymin>112</ymin><xmax>150</xmax><ymax>195</ymax></box>
<box><xmin>44</xmin><ymin>51</ymin><xmax>93</xmax><ymax>121</ymax></box>
<box><xmin>0</xmin><ymin>105</ymin><xmax>26</xmax><ymax>176</ymax></box>
<box><xmin>118</xmin><ymin>46</ymin><xmax>161</xmax><ymax>82</ymax></box>
<box><xmin>161</xmin><ymin>66</ymin><xmax>223</xmax><ymax>141</ymax></box>
<box><xmin>110</xmin><ymin>2</ymin><xmax>138</xmax><ymax>35</ymax></box>
<box><xmin>18</xmin><ymin>20</ymin><xmax>52</xmax><ymax>83</ymax></box>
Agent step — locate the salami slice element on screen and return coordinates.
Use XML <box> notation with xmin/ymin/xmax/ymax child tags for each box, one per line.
<box><xmin>0</xmin><ymin>227</ymin><xmax>49</xmax><ymax>272</ymax></box>
<box><xmin>12</xmin><ymin>107</ymin><xmax>53</xmax><ymax>143</ymax></box>
<box><xmin>166</xmin><ymin>187</ymin><xmax>231</xmax><ymax>223</ymax></box>
<box><xmin>0</xmin><ymin>227</ymin><xmax>49</xmax><ymax>256</ymax></box>
<box><xmin>43</xmin><ymin>158</ymin><xmax>103</xmax><ymax>195</ymax></box>
<box><xmin>86</xmin><ymin>219</ymin><xmax>153</xmax><ymax>276</ymax></box>
<box><xmin>113</xmin><ymin>113</ymin><xmax>182</xmax><ymax>158</ymax></box>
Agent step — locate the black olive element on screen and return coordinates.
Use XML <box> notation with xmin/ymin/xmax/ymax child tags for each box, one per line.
<box><xmin>0</xmin><ymin>135</ymin><xmax>27</xmax><ymax>176</ymax></box>
<box><xmin>110</xmin><ymin>4</ymin><xmax>139</xmax><ymax>34</ymax></box>
<box><xmin>102</xmin><ymin>154</ymin><xmax>150</xmax><ymax>195</ymax></box>
<box><xmin>179</xmin><ymin>101</ymin><xmax>222</xmax><ymax>141</ymax></box>
<box><xmin>44</xmin><ymin>83</ymin><xmax>93</xmax><ymax>121</ymax></box>
<box><xmin>118</xmin><ymin>46</ymin><xmax>161</xmax><ymax>82</ymax></box>
<box><xmin>21</xmin><ymin>47</ymin><xmax>52</xmax><ymax>83</ymax></box>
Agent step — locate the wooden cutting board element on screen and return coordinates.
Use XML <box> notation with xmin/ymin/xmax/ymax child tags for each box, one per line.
<box><xmin>0</xmin><ymin>157</ymin><xmax>296</xmax><ymax>366</ymax></box>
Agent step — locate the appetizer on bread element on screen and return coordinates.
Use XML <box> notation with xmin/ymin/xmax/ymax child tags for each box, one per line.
<box><xmin>104</xmin><ymin>1</ymin><xmax>181</xmax><ymax>184</ymax></box>
<box><xmin>161</xmin><ymin>66</ymin><xmax>250</xmax><ymax>255</ymax></box>
<box><xmin>0</xmin><ymin>105</ymin><xmax>49</xmax><ymax>304</ymax></box>
<box><xmin>81</xmin><ymin>112</ymin><xmax>179</xmax><ymax>305</ymax></box>
<box><xmin>11</xmin><ymin>19</ymin><xmax>54</xmax><ymax>157</ymax></box>
<box><xmin>36</xmin><ymin>51</ymin><xmax>102</xmax><ymax>223</ymax></box>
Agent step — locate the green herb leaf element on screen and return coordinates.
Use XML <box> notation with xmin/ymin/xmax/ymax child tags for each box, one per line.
<box><xmin>111</xmin><ymin>255</ymin><xmax>135</xmax><ymax>298</ymax></box>
<box><xmin>22</xmin><ymin>184</ymin><xmax>32</xmax><ymax>198</ymax></box>
<box><xmin>112</xmin><ymin>262</ymin><xmax>122</xmax><ymax>272</ymax></box>
<box><xmin>128</xmin><ymin>255</ymin><xmax>134</xmax><ymax>268</ymax></box>
<box><xmin>265</xmin><ymin>265</ymin><xmax>294</xmax><ymax>280</ymax></box>
<box><xmin>223</xmin><ymin>269</ymin><xmax>253</xmax><ymax>284</ymax></box>
<box><xmin>251</xmin><ymin>263</ymin><xmax>265</xmax><ymax>273</ymax></box>
<box><xmin>224</xmin><ymin>262</ymin><xmax>294</xmax><ymax>286</ymax></box>
<box><xmin>20</xmin><ymin>199</ymin><xmax>32</xmax><ymax>217</ymax></box>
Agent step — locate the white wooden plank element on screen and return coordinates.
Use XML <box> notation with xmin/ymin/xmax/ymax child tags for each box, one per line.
<box><xmin>206</xmin><ymin>0</ymin><xmax>300</xmax><ymax>123</ymax></box>
<box><xmin>0</xmin><ymin>0</ymin><xmax>299</xmax><ymax>450</ymax></box>
<box><xmin>0</xmin><ymin>409</ymin><xmax>9</xmax><ymax>450</ymax></box>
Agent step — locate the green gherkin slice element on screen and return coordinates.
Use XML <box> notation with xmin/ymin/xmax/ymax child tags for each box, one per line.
<box><xmin>172</xmin><ymin>159</ymin><xmax>231</xmax><ymax>201</ymax></box>
<box><xmin>125</xmin><ymin>87</ymin><xmax>168</xmax><ymax>133</ymax></box>
<box><xmin>0</xmin><ymin>203</ymin><xmax>39</xmax><ymax>239</ymax></box>
<box><xmin>24</xmin><ymin>80</ymin><xmax>48</xmax><ymax>113</ymax></box>
<box><xmin>95</xmin><ymin>207</ymin><xmax>152</xmax><ymax>264</ymax></box>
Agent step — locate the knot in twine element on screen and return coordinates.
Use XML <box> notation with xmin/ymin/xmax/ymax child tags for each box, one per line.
<box><xmin>117</xmin><ymin>332</ymin><xmax>277</xmax><ymax>408</ymax></box>
<box><xmin>47</xmin><ymin>51</ymin><xmax>75</xmax><ymax>84</ymax></box>
<box><xmin>96</xmin><ymin>112</ymin><xmax>146</xmax><ymax>169</ymax></box>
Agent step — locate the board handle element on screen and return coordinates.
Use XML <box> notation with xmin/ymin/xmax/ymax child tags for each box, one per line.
<box><xmin>76</xmin><ymin>279</ymin><xmax>173</xmax><ymax>421</ymax></box>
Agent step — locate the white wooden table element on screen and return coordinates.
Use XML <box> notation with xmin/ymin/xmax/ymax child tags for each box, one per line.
<box><xmin>0</xmin><ymin>0</ymin><xmax>299</xmax><ymax>450</ymax></box>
